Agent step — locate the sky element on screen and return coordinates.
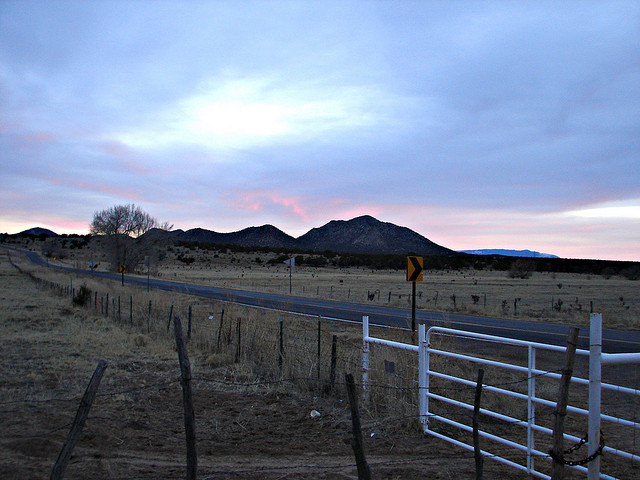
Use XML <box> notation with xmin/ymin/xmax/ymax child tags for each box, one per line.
<box><xmin>1</xmin><ymin>1</ymin><xmax>639</xmax><ymax>261</ymax></box>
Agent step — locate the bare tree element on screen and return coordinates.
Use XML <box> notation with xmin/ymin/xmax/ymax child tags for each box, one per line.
<box><xmin>90</xmin><ymin>204</ymin><xmax>172</xmax><ymax>271</ymax></box>
<box><xmin>90</xmin><ymin>204</ymin><xmax>170</xmax><ymax>237</ymax></box>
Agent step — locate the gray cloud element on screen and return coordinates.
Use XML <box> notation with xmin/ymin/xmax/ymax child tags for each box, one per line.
<box><xmin>0</xmin><ymin>1</ymin><xmax>638</xmax><ymax>259</ymax></box>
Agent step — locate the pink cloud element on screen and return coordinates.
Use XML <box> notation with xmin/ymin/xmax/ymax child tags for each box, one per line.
<box><xmin>37</xmin><ymin>173</ymin><xmax>147</xmax><ymax>203</ymax></box>
<box><xmin>100</xmin><ymin>141</ymin><xmax>152</xmax><ymax>175</ymax></box>
<box><xmin>11</xmin><ymin>131</ymin><xmax>58</xmax><ymax>150</ymax></box>
<box><xmin>226</xmin><ymin>190</ymin><xmax>310</xmax><ymax>221</ymax></box>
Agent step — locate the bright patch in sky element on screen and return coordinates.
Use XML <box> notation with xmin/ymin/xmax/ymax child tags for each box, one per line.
<box><xmin>566</xmin><ymin>201</ymin><xmax>640</xmax><ymax>220</ymax></box>
<box><xmin>117</xmin><ymin>75</ymin><xmax>380</xmax><ymax>151</ymax></box>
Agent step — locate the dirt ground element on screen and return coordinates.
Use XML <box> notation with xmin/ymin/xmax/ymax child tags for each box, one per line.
<box><xmin>0</xmin><ymin>248</ymin><xmax>557</xmax><ymax>479</ymax></box>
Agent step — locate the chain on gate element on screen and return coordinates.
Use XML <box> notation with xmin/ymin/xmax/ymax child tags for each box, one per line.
<box><xmin>549</xmin><ymin>431</ymin><xmax>605</xmax><ymax>467</ymax></box>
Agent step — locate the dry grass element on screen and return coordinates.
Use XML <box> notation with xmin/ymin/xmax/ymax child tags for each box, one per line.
<box><xmin>0</xmin><ymin>249</ymin><xmax>177</xmax><ymax>407</ymax></box>
<box><xmin>12</xmin><ymin>235</ymin><xmax>638</xmax><ymax>330</ymax></box>
<box><xmin>3</xmin><ymin>242</ymin><xmax>640</xmax><ymax>478</ymax></box>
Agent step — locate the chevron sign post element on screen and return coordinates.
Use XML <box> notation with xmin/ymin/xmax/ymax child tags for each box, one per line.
<box><xmin>407</xmin><ymin>256</ymin><xmax>423</xmax><ymax>332</ymax></box>
<box><xmin>406</xmin><ymin>256</ymin><xmax>423</xmax><ymax>282</ymax></box>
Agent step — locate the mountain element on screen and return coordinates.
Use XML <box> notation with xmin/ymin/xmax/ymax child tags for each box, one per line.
<box><xmin>460</xmin><ymin>249</ymin><xmax>559</xmax><ymax>258</ymax></box>
<box><xmin>19</xmin><ymin>227</ymin><xmax>57</xmax><ymax>237</ymax></box>
<box><xmin>159</xmin><ymin>215</ymin><xmax>454</xmax><ymax>256</ymax></box>
<box><xmin>296</xmin><ymin>215</ymin><xmax>453</xmax><ymax>255</ymax></box>
<box><xmin>178</xmin><ymin>225</ymin><xmax>298</xmax><ymax>249</ymax></box>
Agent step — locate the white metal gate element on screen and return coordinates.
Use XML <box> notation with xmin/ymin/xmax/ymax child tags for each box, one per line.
<box><xmin>362</xmin><ymin>314</ymin><xmax>640</xmax><ymax>479</ymax></box>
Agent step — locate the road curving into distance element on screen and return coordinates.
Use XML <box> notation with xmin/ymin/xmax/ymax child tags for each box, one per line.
<box><xmin>7</xmin><ymin>245</ymin><xmax>640</xmax><ymax>353</ymax></box>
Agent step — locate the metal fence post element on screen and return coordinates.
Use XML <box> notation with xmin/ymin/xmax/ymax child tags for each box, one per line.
<box><xmin>362</xmin><ymin>315</ymin><xmax>369</xmax><ymax>400</ymax></box>
<box><xmin>419</xmin><ymin>322</ymin><xmax>427</xmax><ymax>431</ymax></box>
<box><xmin>527</xmin><ymin>344</ymin><xmax>536</xmax><ymax>473</ymax></box>
<box><xmin>588</xmin><ymin>313</ymin><xmax>602</xmax><ymax>480</ymax></box>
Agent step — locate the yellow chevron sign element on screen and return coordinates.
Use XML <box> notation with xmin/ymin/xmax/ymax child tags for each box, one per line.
<box><xmin>406</xmin><ymin>256</ymin><xmax>423</xmax><ymax>282</ymax></box>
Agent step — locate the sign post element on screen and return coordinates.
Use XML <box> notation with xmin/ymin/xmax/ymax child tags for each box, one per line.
<box><xmin>119</xmin><ymin>264</ymin><xmax>126</xmax><ymax>286</ymax></box>
<box><xmin>144</xmin><ymin>256</ymin><xmax>151</xmax><ymax>292</ymax></box>
<box><xmin>284</xmin><ymin>257</ymin><xmax>295</xmax><ymax>294</ymax></box>
<box><xmin>406</xmin><ymin>256</ymin><xmax>424</xmax><ymax>332</ymax></box>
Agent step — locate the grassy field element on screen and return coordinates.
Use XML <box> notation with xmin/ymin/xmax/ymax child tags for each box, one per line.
<box><xmin>2</xmin><ymin>237</ymin><xmax>640</xmax><ymax>478</ymax></box>
<box><xmin>2</xmin><ymin>246</ymin><xmax>559</xmax><ymax>479</ymax></box>
<box><xmin>14</xmin><ymin>235</ymin><xmax>638</xmax><ymax>330</ymax></box>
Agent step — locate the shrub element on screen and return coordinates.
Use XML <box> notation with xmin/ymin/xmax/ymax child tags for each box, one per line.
<box><xmin>508</xmin><ymin>259</ymin><xmax>535</xmax><ymax>279</ymax></box>
<box><xmin>621</xmin><ymin>265</ymin><xmax>640</xmax><ymax>281</ymax></box>
<box><xmin>73</xmin><ymin>285</ymin><xmax>92</xmax><ymax>306</ymax></box>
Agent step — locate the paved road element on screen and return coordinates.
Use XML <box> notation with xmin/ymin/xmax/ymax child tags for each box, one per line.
<box><xmin>6</xmin><ymin>246</ymin><xmax>640</xmax><ymax>353</ymax></box>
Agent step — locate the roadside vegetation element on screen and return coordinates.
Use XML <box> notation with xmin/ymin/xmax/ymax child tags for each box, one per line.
<box><xmin>2</xmin><ymin>230</ymin><xmax>638</xmax><ymax>330</ymax></box>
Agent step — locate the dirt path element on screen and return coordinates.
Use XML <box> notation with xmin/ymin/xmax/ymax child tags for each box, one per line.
<box><xmin>0</xmin><ymin>251</ymin><xmax>560</xmax><ymax>479</ymax></box>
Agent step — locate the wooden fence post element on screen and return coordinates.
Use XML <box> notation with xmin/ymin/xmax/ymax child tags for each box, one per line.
<box><xmin>279</xmin><ymin>315</ymin><xmax>284</xmax><ymax>375</ymax></box>
<box><xmin>473</xmin><ymin>368</ymin><xmax>485</xmax><ymax>480</ymax></box>
<box><xmin>345</xmin><ymin>373</ymin><xmax>372</xmax><ymax>480</ymax></box>
<box><xmin>130</xmin><ymin>296</ymin><xmax>133</xmax><ymax>324</ymax></box>
<box><xmin>166</xmin><ymin>303</ymin><xmax>174</xmax><ymax>332</ymax></box>
<box><xmin>147</xmin><ymin>300</ymin><xmax>151</xmax><ymax>333</ymax></box>
<box><xmin>50</xmin><ymin>360</ymin><xmax>108</xmax><ymax>480</ymax></box>
<box><xmin>329</xmin><ymin>335</ymin><xmax>338</xmax><ymax>391</ymax></box>
<box><xmin>187</xmin><ymin>305</ymin><xmax>192</xmax><ymax>339</ymax></box>
<box><xmin>216</xmin><ymin>304</ymin><xmax>225</xmax><ymax>351</ymax></box>
<box><xmin>550</xmin><ymin>326</ymin><xmax>580</xmax><ymax>480</ymax></box>
<box><xmin>172</xmin><ymin>315</ymin><xmax>197</xmax><ymax>480</ymax></box>
<box><xmin>235</xmin><ymin>318</ymin><xmax>241</xmax><ymax>363</ymax></box>
<box><xmin>317</xmin><ymin>319</ymin><xmax>321</xmax><ymax>381</ymax></box>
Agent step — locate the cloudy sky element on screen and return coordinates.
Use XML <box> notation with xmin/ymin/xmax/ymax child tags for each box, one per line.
<box><xmin>1</xmin><ymin>1</ymin><xmax>639</xmax><ymax>261</ymax></box>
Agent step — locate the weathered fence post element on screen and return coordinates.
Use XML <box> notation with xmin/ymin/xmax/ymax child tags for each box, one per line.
<box><xmin>317</xmin><ymin>319</ymin><xmax>321</xmax><ymax>381</ymax></box>
<box><xmin>118</xmin><ymin>295</ymin><xmax>121</xmax><ymax>322</ymax></box>
<box><xmin>473</xmin><ymin>368</ymin><xmax>485</xmax><ymax>480</ymax></box>
<box><xmin>147</xmin><ymin>300</ymin><xmax>151</xmax><ymax>333</ymax></box>
<box><xmin>216</xmin><ymin>304</ymin><xmax>225</xmax><ymax>351</ymax></box>
<box><xmin>50</xmin><ymin>360</ymin><xmax>108</xmax><ymax>480</ymax></box>
<box><xmin>235</xmin><ymin>318</ymin><xmax>242</xmax><ymax>363</ymax></box>
<box><xmin>187</xmin><ymin>305</ymin><xmax>192</xmax><ymax>339</ymax></box>
<box><xmin>129</xmin><ymin>295</ymin><xmax>133</xmax><ymax>324</ymax></box>
<box><xmin>345</xmin><ymin>373</ymin><xmax>372</xmax><ymax>480</ymax></box>
<box><xmin>550</xmin><ymin>326</ymin><xmax>579</xmax><ymax>480</ymax></box>
<box><xmin>172</xmin><ymin>315</ymin><xmax>197</xmax><ymax>480</ymax></box>
<box><xmin>278</xmin><ymin>315</ymin><xmax>284</xmax><ymax>375</ymax></box>
<box><xmin>105</xmin><ymin>293</ymin><xmax>109</xmax><ymax>317</ymax></box>
<box><xmin>166</xmin><ymin>303</ymin><xmax>174</xmax><ymax>332</ymax></box>
<box><xmin>329</xmin><ymin>335</ymin><xmax>337</xmax><ymax>391</ymax></box>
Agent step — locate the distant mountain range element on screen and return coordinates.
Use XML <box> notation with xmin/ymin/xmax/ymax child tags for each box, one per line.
<box><xmin>459</xmin><ymin>249</ymin><xmax>559</xmax><ymax>258</ymax></box>
<box><xmin>16</xmin><ymin>218</ymin><xmax>557</xmax><ymax>258</ymax></box>
<box><xmin>168</xmin><ymin>215</ymin><xmax>454</xmax><ymax>256</ymax></box>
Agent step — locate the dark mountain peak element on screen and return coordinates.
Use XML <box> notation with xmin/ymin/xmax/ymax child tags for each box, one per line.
<box><xmin>240</xmin><ymin>224</ymin><xmax>285</xmax><ymax>234</ymax></box>
<box><xmin>297</xmin><ymin>215</ymin><xmax>453</xmax><ymax>255</ymax></box>
<box><xmin>19</xmin><ymin>227</ymin><xmax>57</xmax><ymax>237</ymax></box>
<box><xmin>178</xmin><ymin>224</ymin><xmax>297</xmax><ymax>249</ymax></box>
